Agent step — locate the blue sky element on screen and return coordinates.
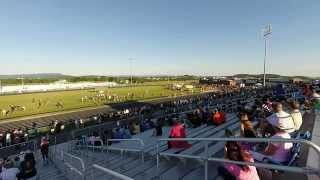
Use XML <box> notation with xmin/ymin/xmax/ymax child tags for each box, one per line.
<box><xmin>0</xmin><ymin>0</ymin><xmax>319</xmax><ymax>76</ymax></box>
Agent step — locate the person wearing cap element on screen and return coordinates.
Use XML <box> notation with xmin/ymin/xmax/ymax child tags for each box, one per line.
<box><xmin>250</xmin><ymin>125</ymin><xmax>293</xmax><ymax>164</ymax></box>
<box><xmin>0</xmin><ymin>159</ymin><xmax>20</xmax><ymax>180</ymax></box>
<box><xmin>168</xmin><ymin>118</ymin><xmax>191</xmax><ymax>149</ymax></box>
<box><xmin>265</xmin><ymin>103</ymin><xmax>295</xmax><ymax>135</ymax></box>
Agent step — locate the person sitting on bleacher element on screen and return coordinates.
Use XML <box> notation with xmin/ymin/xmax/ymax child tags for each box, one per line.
<box><xmin>289</xmin><ymin>101</ymin><xmax>303</xmax><ymax>131</ymax></box>
<box><xmin>212</xmin><ymin>108</ymin><xmax>226</xmax><ymax>126</ymax></box>
<box><xmin>123</xmin><ymin>126</ymin><xmax>132</xmax><ymax>139</ymax></box>
<box><xmin>250</xmin><ymin>124</ymin><xmax>293</xmax><ymax>164</ymax></box>
<box><xmin>261</xmin><ymin>96</ymin><xmax>273</xmax><ymax>117</ymax></box>
<box><xmin>131</xmin><ymin>122</ymin><xmax>140</xmax><ymax>135</ymax></box>
<box><xmin>311</xmin><ymin>87</ymin><xmax>320</xmax><ymax>112</ymax></box>
<box><xmin>218</xmin><ymin>141</ymin><xmax>260</xmax><ymax>180</ymax></box>
<box><xmin>168</xmin><ymin>118</ymin><xmax>191</xmax><ymax>149</ymax></box>
<box><xmin>152</xmin><ymin>120</ymin><xmax>163</xmax><ymax>137</ymax></box>
<box><xmin>239</xmin><ymin>113</ymin><xmax>257</xmax><ymax>151</ymax></box>
<box><xmin>114</xmin><ymin>128</ymin><xmax>124</xmax><ymax>139</ymax></box>
<box><xmin>264</xmin><ymin>102</ymin><xmax>295</xmax><ymax>136</ymax></box>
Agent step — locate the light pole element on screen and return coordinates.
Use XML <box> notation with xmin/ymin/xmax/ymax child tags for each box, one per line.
<box><xmin>0</xmin><ymin>80</ymin><xmax>2</xmax><ymax>95</ymax></box>
<box><xmin>129</xmin><ymin>58</ymin><xmax>133</xmax><ymax>86</ymax></box>
<box><xmin>263</xmin><ymin>24</ymin><xmax>272</xmax><ymax>87</ymax></box>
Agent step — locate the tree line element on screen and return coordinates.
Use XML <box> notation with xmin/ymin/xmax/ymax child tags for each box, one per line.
<box><xmin>0</xmin><ymin>75</ymin><xmax>198</xmax><ymax>85</ymax></box>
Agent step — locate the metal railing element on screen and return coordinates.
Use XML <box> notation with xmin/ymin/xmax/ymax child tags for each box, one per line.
<box><xmin>61</xmin><ymin>151</ymin><xmax>86</xmax><ymax>172</ymax></box>
<box><xmin>0</xmin><ymin>140</ymin><xmax>37</xmax><ymax>158</ymax></box>
<box><xmin>156</xmin><ymin>137</ymin><xmax>320</xmax><ymax>180</ymax></box>
<box><xmin>107</xmin><ymin>138</ymin><xmax>145</xmax><ymax>163</ymax></box>
<box><xmin>107</xmin><ymin>138</ymin><xmax>145</xmax><ymax>148</ymax></box>
<box><xmin>92</xmin><ymin>164</ymin><xmax>134</xmax><ymax>180</ymax></box>
<box><xmin>64</xmin><ymin>162</ymin><xmax>85</xmax><ymax>180</ymax></box>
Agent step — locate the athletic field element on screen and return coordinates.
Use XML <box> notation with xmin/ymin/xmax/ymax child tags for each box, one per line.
<box><xmin>0</xmin><ymin>83</ymin><xmax>199</xmax><ymax>120</ymax></box>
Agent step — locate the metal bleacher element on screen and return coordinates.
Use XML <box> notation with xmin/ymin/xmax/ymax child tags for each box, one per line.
<box><xmin>51</xmin><ymin>113</ymin><xmax>245</xmax><ymax>180</ymax></box>
<box><xmin>46</xmin><ymin>90</ymin><xmax>320</xmax><ymax>180</ymax></box>
<box><xmin>52</xmin><ymin>122</ymin><xmax>320</xmax><ymax>180</ymax></box>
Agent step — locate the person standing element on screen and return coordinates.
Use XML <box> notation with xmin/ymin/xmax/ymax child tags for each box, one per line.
<box><xmin>40</xmin><ymin>137</ymin><xmax>49</xmax><ymax>164</ymax></box>
<box><xmin>18</xmin><ymin>151</ymin><xmax>37</xmax><ymax>179</ymax></box>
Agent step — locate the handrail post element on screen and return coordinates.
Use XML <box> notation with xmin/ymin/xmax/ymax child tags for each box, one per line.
<box><xmin>33</xmin><ymin>139</ymin><xmax>36</xmax><ymax>152</ymax></box>
<box><xmin>142</xmin><ymin>150</ymin><xmax>145</xmax><ymax>164</ymax></box>
<box><xmin>204</xmin><ymin>141</ymin><xmax>209</xmax><ymax>180</ymax></box>
<box><xmin>61</xmin><ymin>150</ymin><xmax>64</xmax><ymax>161</ymax></box>
<box><xmin>86</xmin><ymin>140</ymin><xmax>89</xmax><ymax>157</ymax></box>
<box><xmin>156</xmin><ymin>142</ymin><xmax>160</xmax><ymax>178</ymax></box>
<box><xmin>106</xmin><ymin>139</ymin><xmax>110</xmax><ymax>161</ymax></box>
<box><xmin>54</xmin><ymin>136</ymin><xmax>57</xmax><ymax>157</ymax></box>
<box><xmin>141</xmin><ymin>140</ymin><xmax>145</xmax><ymax>164</ymax></box>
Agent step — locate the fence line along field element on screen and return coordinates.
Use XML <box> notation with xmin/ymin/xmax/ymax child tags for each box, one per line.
<box><xmin>0</xmin><ymin>84</ymin><xmax>199</xmax><ymax>120</ymax></box>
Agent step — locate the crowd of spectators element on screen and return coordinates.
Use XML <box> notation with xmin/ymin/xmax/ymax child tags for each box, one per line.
<box><xmin>153</xmin><ymin>83</ymin><xmax>318</xmax><ymax>180</ymax></box>
<box><xmin>216</xmin><ymin>86</ymin><xmax>318</xmax><ymax>180</ymax></box>
<box><xmin>0</xmin><ymin>151</ymin><xmax>37</xmax><ymax>180</ymax></box>
<box><xmin>0</xmin><ymin>130</ymin><xmax>28</xmax><ymax>149</ymax></box>
<box><xmin>1</xmin><ymin>83</ymin><xmax>318</xmax><ymax>180</ymax></box>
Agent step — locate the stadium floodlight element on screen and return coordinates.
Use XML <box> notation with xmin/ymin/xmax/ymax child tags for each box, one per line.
<box><xmin>262</xmin><ymin>24</ymin><xmax>272</xmax><ymax>87</ymax></box>
<box><xmin>263</xmin><ymin>24</ymin><xmax>272</xmax><ymax>37</ymax></box>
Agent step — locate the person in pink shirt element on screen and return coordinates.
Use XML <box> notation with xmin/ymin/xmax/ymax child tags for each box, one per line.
<box><xmin>250</xmin><ymin>125</ymin><xmax>293</xmax><ymax>164</ymax></box>
<box><xmin>218</xmin><ymin>141</ymin><xmax>260</xmax><ymax>180</ymax></box>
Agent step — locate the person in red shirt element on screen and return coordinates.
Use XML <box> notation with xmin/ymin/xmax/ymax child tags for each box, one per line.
<box><xmin>40</xmin><ymin>137</ymin><xmax>49</xmax><ymax>164</ymax></box>
<box><xmin>212</xmin><ymin>109</ymin><xmax>226</xmax><ymax>126</ymax></box>
<box><xmin>303</xmin><ymin>84</ymin><xmax>313</xmax><ymax>99</ymax></box>
<box><xmin>168</xmin><ymin>119</ymin><xmax>191</xmax><ymax>149</ymax></box>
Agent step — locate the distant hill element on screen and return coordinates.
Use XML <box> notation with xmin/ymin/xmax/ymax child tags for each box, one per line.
<box><xmin>231</xmin><ymin>74</ymin><xmax>313</xmax><ymax>80</ymax></box>
<box><xmin>0</xmin><ymin>73</ymin><xmax>68</xmax><ymax>79</ymax></box>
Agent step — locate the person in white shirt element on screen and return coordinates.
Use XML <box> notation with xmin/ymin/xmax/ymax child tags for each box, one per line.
<box><xmin>5</xmin><ymin>133</ymin><xmax>11</xmax><ymax>146</ymax></box>
<box><xmin>266</xmin><ymin>103</ymin><xmax>295</xmax><ymax>134</ymax></box>
<box><xmin>290</xmin><ymin>101</ymin><xmax>303</xmax><ymax>131</ymax></box>
<box><xmin>0</xmin><ymin>159</ymin><xmax>19</xmax><ymax>180</ymax></box>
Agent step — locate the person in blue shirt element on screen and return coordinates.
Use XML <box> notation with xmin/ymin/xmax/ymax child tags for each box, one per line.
<box><xmin>114</xmin><ymin>128</ymin><xmax>123</xmax><ymax>139</ymax></box>
<box><xmin>123</xmin><ymin>126</ymin><xmax>132</xmax><ymax>139</ymax></box>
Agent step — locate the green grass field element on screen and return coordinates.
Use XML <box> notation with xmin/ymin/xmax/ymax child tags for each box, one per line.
<box><xmin>0</xmin><ymin>84</ymin><xmax>200</xmax><ymax>120</ymax></box>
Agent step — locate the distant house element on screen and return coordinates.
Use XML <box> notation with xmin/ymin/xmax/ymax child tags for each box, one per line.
<box><xmin>54</xmin><ymin>79</ymin><xmax>68</xmax><ymax>84</ymax></box>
